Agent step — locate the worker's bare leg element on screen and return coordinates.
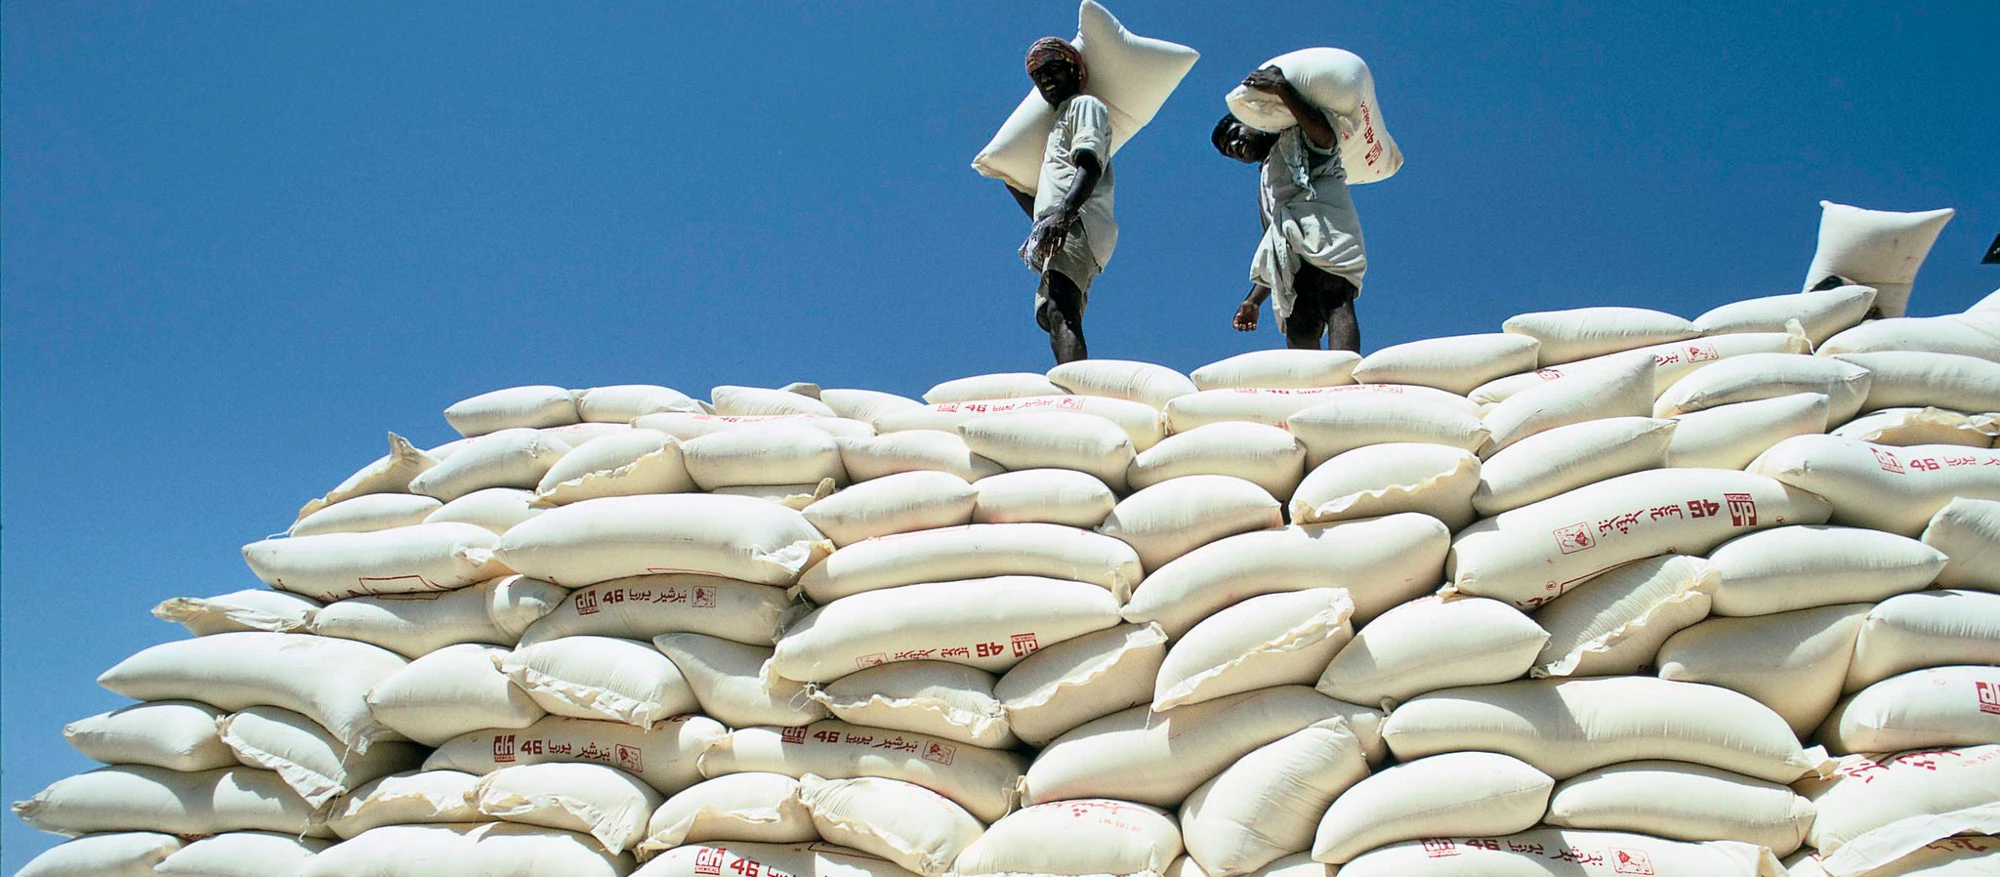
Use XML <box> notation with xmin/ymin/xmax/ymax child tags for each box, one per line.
<box><xmin>1328</xmin><ymin>298</ymin><xmax>1360</xmax><ymax>353</ymax></box>
<box><xmin>1042</xmin><ymin>271</ymin><xmax>1089</xmax><ymax>364</ymax></box>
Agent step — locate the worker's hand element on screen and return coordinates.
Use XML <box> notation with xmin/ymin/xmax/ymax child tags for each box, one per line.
<box><xmin>1233</xmin><ymin>300</ymin><xmax>1260</xmax><ymax>331</ymax></box>
<box><xmin>1024</xmin><ymin>212</ymin><xmax>1072</xmax><ymax>268</ymax></box>
<box><xmin>1242</xmin><ymin>66</ymin><xmax>1289</xmax><ymax>95</ymax></box>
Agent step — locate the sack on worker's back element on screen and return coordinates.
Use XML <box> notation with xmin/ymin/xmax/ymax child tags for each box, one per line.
<box><xmin>1224</xmin><ymin>47</ymin><xmax>1403</xmax><ymax>184</ymax></box>
<box><xmin>1803</xmin><ymin>200</ymin><xmax>1955</xmax><ymax>318</ymax></box>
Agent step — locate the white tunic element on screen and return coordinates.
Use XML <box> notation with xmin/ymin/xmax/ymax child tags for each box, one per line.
<box><xmin>1251</xmin><ymin>128</ymin><xmax>1367</xmax><ymax>321</ymax></box>
<box><xmin>1032</xmin><ymin>94</ymin><xmax>1118</xmax><ymax>270</ymax></box>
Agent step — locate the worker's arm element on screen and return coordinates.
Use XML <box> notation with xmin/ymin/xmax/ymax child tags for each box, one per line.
<box><xmin>1234</xmin><ymin>283</ymin><xmax>1272</xmax><ymax>331</ymax></box>
<box><xmin>1026</xmin><ymin>151</ymin><xmax>1102</xmax><ymax>266</ymax></box>
<box><xmin>1242</xmin><ymin>66</ymin><xmax>1339</xmax><ymax>151</ymax></box>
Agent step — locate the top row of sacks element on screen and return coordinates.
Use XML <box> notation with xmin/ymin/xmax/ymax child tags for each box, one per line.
<box><xmin>439</xmin><ymin>283</ymin><xmax>2000</xmax><ymax>437</ymax></box>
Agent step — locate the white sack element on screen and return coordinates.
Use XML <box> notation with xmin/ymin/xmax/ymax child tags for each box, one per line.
<box><xmin>1447</xmin><ymin>468</ymin><xmax>1831</xmax><ymax>609</ymax></box>
<box><xmin>325</xmin><ymin>770</ymin><xmax>485</xmax><ymax>839</ymax></box>
<box><xmin>822</xmin><ymin>388</ymin><xmax>923</xmax><ymax>423</ymax></box>
<box><xmin>499</xmin><ymin>635</ymin><xmax>699</xmax><ymax>728</ymax></box>
<box><xmin>994</xmin><ymin>622</ymin><xmax>1167</xmax><ymax>747</ymax></box>
<box><xmin>1351</xmin><ymin>333</ymin><xmax>1541</xmax><ymax>394</ymax></box>
<box><xmin>311</xmin><ymin>574</ymin><xmax>567</xmax><ymax>658</ymax></box>
<box><xmin>1318</xmin><ymin>595</ymin><xmax>1547</xmax><ymax>706</ymax></box>
<box><xmin>1788</xmin><ymin>837</ymin><xmax>2000</xmax><ymax>877</ymax></box>
<box><xmin>1654</xmin><ymin>352</ymin><xmax>1872</xmax><ymax>421</ymax></box>
<box><xmin>1310</xmin><ymin>752</ymin><xmax>1553</xmax><ymax>864</ymax></box>
<box><xmin>518</xmin><ymin>574</ymin><xmax>799</xmax><ymax>649</ymax></box>
<box><xmin>802</xmin><ymin>471</ymin><xmax>976</xmax><ymax>547</ymax></box>
<box><xmin>698</xmin><ymin>720</ymin><xmax>1029</xmax><ymax>824</ymax></box>
<box><xmin>634</xmin><ymin>841</ymin><xmax>915</xmax><ymax>877</ymax></box>
<box><xmin>1847</xmin><ymin>590</ymin><xmax>2000</xmax><ymax>692</ymax></box>
<box><xmin>640</xmin><ymin>773</ymin><xmax>815</xmax><ymax>853</ymax></box>
<box><xmin>1832</xmin><ymin>351</ymin><xmax>2000</xmax><ymax>415</ymax></box>
<box><xmin>494</xmin><ymin>494</ymin><xmax>831</xmax><ymax>587</ymax></box>
<box><xmin>97</xmin><ymin>631</ymin><xmax>407</xmax><ymax>750</ymax></box>
<box><xmin>1333</xmin><ymin>828</ymin><xmax>1783</xmax><ymax>877</ymax></box>
<box><xmin>425</xmin><ymin>486</ymin><xmax>545</xmax><ymax>534</ymax></box>
<box><xmin>958</xmin><ymin>410</ymin><xmax>1134</xmax><ymax>491</ymax></box>
<box><xmin>955</xmin><ymin>800</ymin><xmax>1181</xmax><ymax>877</ymax></box>
<box><xmin>1096</xmin><ymin>475</ymin><xmax>1281</xmax><ymax>573</ymax></box>
<box><xmin>1925</xmin><ymin>498</ymin><xmax>2000</xmax><ymax>590</ymax></box>
<box><xmin>1291</xmin><ymin>442</ymin><xmax>1479</xmax><ymax>530</ymax></box>
<box><xmin>969</xmin><ymin>468</ymin><xmax>1116</xmax><ymax>527</ymax></box>
<box><xmin>296</xmin><ymin>823</ymin><xmax>633</xmax><ymax>877</ymax></box>
<box><xmin>152</xmin><ymin>588</ymin><xmax>321</xmax><ymax>637</ymax></box>
<box><xmin>1749</xmin><ymin>436</ymin><xmax>2000</xmax><ymax>537</ymax></box>
<box><xmin>924</xmin><ymin>372</ymin><xmax>1065</xmax><ymax>404</ymax></box>
<box><xmin>1284</xmin><ymin>391</ymin><xmax>1490</xmax><ymax>467</ymax></box>
<box><xmin>534</xmin><ymin>430</ymin><xmax>696</xmax><ymax>505</ymax></box>
<box><xmin>1225</xmin><ymin>46</ymin><xmax>1402</xmax><ymax>183</ymax></box>
<box><xmin>1178</xmin><ymin>718</ymin><xmax>1369</xmax><ymax>876</ymax></box>
<box><xmin>242</xmin><ymin>522</ymin><xmax>506</xmax><ymax>601</ymax></box>
<box><xmin>1531</xmin><ymin>554</ymin><xmax>1717</xmax><ymax>678</ymax></box>
<box><xmin>835</xmin><ymin>431</ymin><xmax>1005</xmax><ymax>483</ymax></box>
<box><xmin>1707</xmin><ymin>525</ymin><xmax>1946</xmax><ymax>616</ymax></box>
<box><xmin>472</xmin><ymin>762</ymin><xmax>662</xmax><ymax>854</ymax></box>
<box><xmin>12</xmin><ymin>765</ymin><xmax>326</xmax><ymax>838</ymax></box>
<box><xmin>1127</xmin><ymin>422</ymin><xmax>1306</xmax><ymax>502</ymax></box>
<box><xmin>64</xmin><ymin>700</ymin><xmax>235</xmax><ymax>771</ymax></box>
<box><xmin>291</xmin><ymin>492</ymin><xmax>441</xmax><ymax>537</ymax></box>
<box><xmin>684</xmin><ymin>424</ymin><xmax>847</xmax><ymax>490</ymax></box>
<box><xmin>1667</xmin><ymin>392</ymin><xmax>1832</xmax><ymax>470</ymax></box>
<box><xmin>1804</xmin><ymin>201</ymin><xmax>1955</xmax><ymax>318</ymax></box>
<box><xmin>1696</xmin><ymin>285</ymin><xmax>1878</xmax><ymax>343</ymax></box>
<box><xmin>14</xmin><ymin>832</ymin><xmax>182</xmax><ymax>877</ymax></box>
<box><xmin>1189</xmin><ymin>349</ymin><xmax>1359</xmax><ymax>390</ymax></box>
<box><xmin>1834</xmin><ymin>407</ymin><xmax>1999</xmax><ymax>448</ymax></box>
<box><xmin>1482</xmin><ymin>352</ymin><xmax>1654</xmax><ymax>452</ymax></box>
<box><xmin>1798</xmin><ymin>745</ymin><xmax>2000</xmax><ymax>876</ymax></box>
<box><xmin>653</xmin><ymin>633</ymin><xmax>827</xmax><ymax>729</ymax></box>
<box><xmin>296</xmin><ymin>433</ymin><xmax>437</xmax><ymax>519</ymax></box>
<box><xmin>1503</xmin><ymin>306</ymin><xmax>1700</xmax><ymax>366</ymax></box>
<box><xmin>971</xmin><ymin>0</ymin><xmax>1200</xmax><ymax>193</ymax></box>
<box><xmin>876</xmin><ymin>395</ymin><xmax>1165</xmax><ymax>451</ymax></box>
<box><xmin>796</xmin><ymin>523</ymin><xmax>1142</xmax><ymax>603</ymax></box>
<box><xmin>1546</xmin><ymin>761</ymin><xmax>1815</xmax><ymax>856</ymax></box>
<box><xmin>410</xmin><ymin>428</ymin><xmax>571</xmax><ymax>502</ymax></box>
<box><xmin>218</xmin><ymin>706</ymin><xmax>425</xmax><ymax>807</ymax></box>
<box><xmin>154</xmin><ymin>831</ymin><xmax>331</xmax><ymax>877</ymax></box>
<box><xmin>1167</xmin><ymin>383</ymin><xmax>1476</xmax><ymax>434</ymax></box>
<box><xmin>1819</xmin><ymin>314</ymin><xmax>2000</xmax><ymax>361</ymax></box>
<box><xmin>1475</xmin><ymin>416</ymin><xmax>1675</xmax><ymax>516</ymax></box>
<box><xmin>711</xmin><ymin>386</ymin><xmax>838</xmax><ymax>418</ymax></box>
<box><xmin>1819</xmin><ymin>666</ymin><xmax>2000</xmax><ymax>755</ymax></box>
<box><xmin>634</xmin><ymin>412</ymin><xmax>870</xmax><ymax>441</ymax></box>
<box><xmin>577</xmin><ymin>384</ymin><xmax>703</xmax><ymax>421</ymax></box>
<box><xmin>798</xmin><ymin>775</ymin><xmax>984</xmax><ymax>877</ymax></box>
<box><xmin>1155</xmin><ymin>589</ymin><xmax>1355</xmax><ymax>710</ymax></box>
<box><xmin>1048</xmin><ymin>359</ymin><xmax>1199</xmax><ymax>409</ymax></box>
<box><xmin>1656</xmin><ymin>603</ymin><xmax>1873</xmax><ymax>737</ymax></box>
<box><xmin>424</xmin><ymin>714</ymin><xmax>727</xmax><ymax>795</ymax></box>
<box><xmin>814</xmin><ymin>662</ymin><xmax>1014</xmax><ymax>749</ymax></box>
<box><xmin>366</xmin><ymin>644</ymin><xmax>547</xmax><ymax>747</ymax></box>
<box><xmin>445</xmin><ymin>386</ymin><xmax>579</xmax><ymax>437</ymax></box>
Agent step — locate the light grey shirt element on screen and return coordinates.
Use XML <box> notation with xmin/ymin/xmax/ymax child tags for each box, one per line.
<box><xmin>1033</xmin><ymin>94</ymin><xmax>1117</xmax><ymax>269</ymax></box>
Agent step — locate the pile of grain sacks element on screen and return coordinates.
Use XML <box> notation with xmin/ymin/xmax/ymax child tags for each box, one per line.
<box><xmin>14</xmin><ymin>283</ymin><xmax>2000</xmax><ymax>877</ymax></box>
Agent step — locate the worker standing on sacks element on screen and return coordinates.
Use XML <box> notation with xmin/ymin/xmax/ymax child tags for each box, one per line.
<box><xmin>1013</xmin><ymin>37</ymin><xmax>1115</xmax><ymax>365</ymax></box>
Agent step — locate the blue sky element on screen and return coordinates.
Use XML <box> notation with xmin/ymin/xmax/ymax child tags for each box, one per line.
<box><xmin>2</xmin><ymin>1</ymin><xmax>1994</xmax><ymax>867</ymax></box>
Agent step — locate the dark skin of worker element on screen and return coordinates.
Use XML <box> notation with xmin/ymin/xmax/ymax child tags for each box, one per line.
<box><xmin>1219</xmin><ymin>66</ymin><xmax>1362</xmax><ymax>352</ymax></box>
<box><xmin>1006</xmin><ymin>54</ymin><xmax>1100</xmax><ymax>364</ymax></box>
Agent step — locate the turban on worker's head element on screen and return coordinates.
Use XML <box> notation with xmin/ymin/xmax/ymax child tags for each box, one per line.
<box><xmin>1025</xmin><ymin>37</ymin><xmax>1087</xmax><ymax>87</ymax></box>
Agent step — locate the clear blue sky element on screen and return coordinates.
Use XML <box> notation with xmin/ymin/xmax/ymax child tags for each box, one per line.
<box><xmin>3</xmin><ymin>1</ymin><xmax>1993</xmax><ymax>867</ymax></box>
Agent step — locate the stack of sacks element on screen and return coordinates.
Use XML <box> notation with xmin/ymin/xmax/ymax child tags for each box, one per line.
<box><xmin>16</xmin><ymin>271</ymin><xmax>2000</xmax><ymax>876</ymax></box>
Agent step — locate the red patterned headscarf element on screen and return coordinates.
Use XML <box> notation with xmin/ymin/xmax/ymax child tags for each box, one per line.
<box><xmin>1025</xmin><ymin>37</ymin><xmax>1087</xmax><ymax>88</ymax></box>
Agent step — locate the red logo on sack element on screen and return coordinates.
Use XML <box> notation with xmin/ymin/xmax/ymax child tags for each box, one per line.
<box><xmin>1555</xmin><ymin>523</ymin><xmax>1594</xmax><ymax>554</ymax></box>
<box><xmin>1873</xmin><ymin>447</ymin><xmax>1905</xmax><ymax>473</ymax></box>
<box><xmin>1010</xmin><ymin>633</ymin><xmax>1040</xmax><ymax>658</ymax></box>
<box><xmin>693</xmin><ymin>847</ymin><xmax>725</xmax><ymax>876</ymax></box>
<box><xmin>1725</xmin><ymin>493</ymin><xmax>1757</xmax><ymax>527</ymax></box>
<box><xmin>493</xmin><ymin>734</ymin><xmax>517</xmax><ymax>763</ymax></box>
<box><xmin>1977</xmin><ymin>681</ymin><xmax>2000</xmax><ymax>716</ymax></box>
<box><xmin>780</xmin><ymin>726</ymin><xmax>808</xmax><ymax>744</ymax></box>
<box><xmin>575</xmin><ymin>590</ymin><xmax>601</xmax><ymax>616</ymax></box>
<box><xmin>1613</xmin><ymin>849</ymin><xmax>1656</xmax><ymax>875</ymax></box>
<box><xmin>922</xmin><ymin>741</ymin><xmax>957</xmax><ymax>766</ymax></box>
<box><xmin>1421</xmin><ymin>839</ymin><xmax>1459</xmax><ymax>858</ymax></box>
<box><xmin>616</xmin><ymin>743</ymin><xmax>643</xmax><ymax>773</ymax></box>
<box><xmin>693</xmin><ymin>586</ymin><xmax>716</xmax><ymax>608</ymax></box>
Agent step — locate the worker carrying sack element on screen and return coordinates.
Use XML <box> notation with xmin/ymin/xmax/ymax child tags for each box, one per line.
<box><xmin>1225</xmin><ymin>47</ymin><xmax>1403</xmax><ymax>184</ymax></box>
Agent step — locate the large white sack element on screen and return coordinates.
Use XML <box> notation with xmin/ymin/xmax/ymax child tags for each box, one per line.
<box><xmin>218</xmin><ymin>706</ymin><xmax>425</xmax><ymax>807</ymax></box>
<box><xmin>494</xmin><ymin>494</ymin><xmax>831</xmax><ymax>587</ymax></box>
<box><xmin>1655</xmin><ymin>353</ymin><xmax>1873</xmax><ymax>422</ymax></box>
<box><xmin>1127</xmin><ymin>422</ymin><xmax>1305</xmax><ymax>501</ymax></box>
<box><xmin>956</xmin><ymin>800</ymin><xmax>1181</xmax><ymax>877</ymax></box>
<box><xmin>1832</xmin><ymin>352</ymin><xmax>2000</xmax><ymax>415</ymax></box>
<box><xmin>635</xmin><ymin>841</ymin><xmax>916</xmax><ymax>877</ymax></box>
<box><xmin>684</xmin><ymin>424</ymin><xmax>848</xmax><ymax>490</ymax></box>
<box><xmin>972</xmin><ymin>0</ymin><xmax>1200</xmax><ymax>193</ymax></box>
<box><xmin>1750</xmin><ymin>436</ymin><xmax>2000</xmax><ymax>537</ymax></box>
<box><xmin>65</xmin><ymin>700</ymin><xmax>234</xmax><ymax>771</ymax></box>
<box><xmin>1123</xmin><ymin>513</ymin><xmax>1449</xmax><ymax>636</ymax></box>
<box><xmin>1022</xmin><ymin>686</ymin><xmax>1383</xmax><ymax>808</ymax></box>
<box><xmin>243</xmin><ymin>522</ymin><xmax>507</xmax><ymax>601</ymax></box>
<box><xmin>1470</xmin><ymin>326</ymin><xmax>1812</xmax><ymax>406</ymax></box>
<box><xmin>424</xmin><ymin>714</ymin><xmax>727</xmax><ymax>795</ymax></box>
<box><xmin>640</xmin><ymin>773</ymin><xmax>815</xmax><ymax>853</ymax></box>
<box><xmin>1483</xmin><ymin>352</ymin><xmax>1655</xmax><ymax>452</ymax></box>
<box><xmin>1834</xmin><ymin>407</ymin><xmax>2000</xmax><ymax>448</ymax></box>
<box><xmin>1178</xmin><ymin>718</ymin><xmax>1369</xmax><ymax>876</ymax></box>
<box><xmin>1474</xmin><ymin>417</ymin><xmax>1675</xmax><ymax>516</ymax></box>
<box><xmin>310</xmin><ymin>574</ymin><xmax>567</xmax><ymax>658</ymax></box>
<box><xmin>822</xmin><ymin>388</ymin><xmax>923</xmax><ymax>422</ymax></box>
<box><xmin>1504</xmin><ymin>306</ymin><xmax>1701</xmax><ymax>366</ymax></box>
<box><xmin>798</xmin><ymin>522</ymin><xmax>1140</xmax><ymax>603</ymax></box>
<box><xmin>1819</xmin><ymin>314</ymin><xmax>2000</xmax><ymax>361</ymax></box>
<box><xmin>14</xmin><ymin>832</ymin><xmax>182</xmax><ymax>877</ymax></box>
<box><xmin>1546</xmin><ymin>761</ymin><xmax>1814</xmax><ymax>856</ymax></box>
<box><xmin>577</xmin><ymin>384</ymin><xmax>703</xmax><ymax>421</ymax></box>
<box><xmin>540</xmin><ymin>421</ymin><xmax>638</xmax><ymax>450</ymax></box>
<box><xmin>445</xmin><ymin>386</ymin><xmax>579</xmax><ymax>437</ymax></box>
<box><xmin>519</xmin><ymin>575</ymin><xmax>796</xmax><ymax>649</ymax></box>
<box><xmin>425</xmin><ymin>487</ymin><xmax>546</xmax><ymax>535</ymax></box>
<box><xmin>472</xmin><ymin>762</ymin><xmax>662</xmax><ymax>854</ymax></box>
<box><xmin>534</xmin><ymin>431</ymin><xmax>696</xmax><ymax>505</ymax></box>
<box><xmin>298</xmin><ymin>823</ymin><xmax>633</xmax><ymax>877</ymax></box>
<box><xmin>1847</xmin><ymin>590</ymin><xmax>2000</xmax><ymax>692</ymax></box>
<box><xmin>1925</xmin><ymin>498</ymin><xmax>2000</xmax><ymax>590</ymax></box>
<box><xmin>1789</xmin><ymin>838</ymin><xmax>2000</xmax><ymax>877</ymax></box>
<box><xmin>814</xmin><ymin>662</ymin><xmax>1013</xmax><ymax>749</ymax></box>
<box><xmin>1097</xmin><ymin>475</ymin><xmax>1281</xmax><ymax>573</ymax></box>
<box><xmin>1804</xmin><ymin>201</ymin><xmax>1955</xmax><ymax>318</ymax></box>
<box><xmin>1290</xmin><ymin>443</ymin><xmax>1479</xmax><ymax>530</ymax></box>
<box><xmin>1696</xmin><ymin>285</ymin><xmax>1879</xmax><ymax>343</ymax></box>
<box><xmin>711</xmin><ymin>386</ymin><xmax>839</xmax><ymax>418</ymax></box>
<box><xmin>1707</xmin><ymin>525</ymin><xmax>1946</xmax><ymax>616</ymax></box>
<box><xmin>653</xmin><ymin>633</ymin><xmax>827</xmax><ymax>729</ymax></box>
<box><xmin>1285</xmin><ymin>393</ymin><xmax>1491</xmax><ymax>468</ymax></box>
<box><xmin>835</xmin><ymin>431</ymin><xmax>1006</xmax><ymax>483</ymax></box>
<box><xmin>969</xmin><ymin>468</ymin><xmax>1116</xmax><ymax>527</ymax></box>
<box><xmin>1155</xmin><ymin>589</ymin><xmax>1355</xmax><ymax>710</ymax></box>
<box><xmin>98</xmin><ymin>631</ymin><xmax>407</xmax><ymax>750</ymax></box>
<box><xmin>802</xmin><ymin>471</ymin><xmax>976</xmax><ymax>547</ymax></box>
<box><xmin>1167</xmin><ymin>383</ymin><xmax>1477</xmax><ymax>434</ymax></box>
<box><xmin>994</xmin><ymin>622</ymin><xmax>1167</xmax><ymax>746</ymax></box>
<box><xmin>499</xmin><ymin>635</ymin><xmax>699</xmax><ymax>728</ymax></box>
<box><xmin>13</xmin><ymin>766</ymin><xmax>326</xmax><ymax>838</ymax></box>
<box><xmin>152</xmin><ymin>588</ymin><xmax>321</xmax><ymax>636</ymax></box>
<box><xmin>297</xmin><ymin>433</ymin><xmax>438</xmax><ymax>519</ymax></box>
<box><xmin>1350</xmin><ymin>333</ymin><xmax>1540</xmax><ymax>394</ymax></box>
<box><xmin>1382</xmin><ymin>676</ymin><xmax>1830</xmax><ymax>782</ymax></box>
<box><xmin>958</xmin><ymin>410</ymin><xmax>1134</xmax><ymax>491</ymax></box>
<box><xmin>798</xmin><ymin>775</ymin><xmax>984</xmax><ymax>877</ymax></box>
<box><xmin>635</xmin><ymin>412</ymin><xmax>872</xmax><ymax>441</ymax></box>
<box><xmin>1798</xmin><ymin>745</ymin><xmax>2000</xmax><ymax>876</ymax></box>
<box><xmin>1819</xmin><ymin>666</ymin><xmax>2000</xmax><ymax>755</ymax></box>
<box><xmin>325</xmin><ymin>770</ymin><xmax>485</xmax><ymax>839</ymax></box>
<box><xmin>1189</xmin><ymin>349</ymin><xmax>1359</xmax><ymax>389</ymax></box>
<box><xmin>1335</xmin><ymin>828</ymin><xmax>1783</xmax><ymax>877</ymax></box>
<box><xmin>1532</xmin><ymin>554</ymin><xmax>1716</xmax><ymax>678</ymax></box>
<box><xmin>1449</xmin><ymin>468</ymin><xmax>1830</xmax><ymax>608</ymax></box>
<box><xmin>1166</xmin><ymin>853</ymin><xmax>1326</xmax><ymax>877</ymax></box>
<box><xmin>153</xmin><ymin>831</ymin><xmax>331</xmax><ymax>877</ymax></box>
<box><xmin>877</xmin><ymin>395</ymin><xmax>1166</xmax><ymax>451</ymax></box>
<box><xmin>1656</xmin><ymin>604</ymin><xmax>1873</xmax><ymax>738</ymax></box>
<box><xmin>1317</xmin><ymin>595</ymin><xmax>1546</xmax><ymax>706</ymax></box>
<box><xmin>411</xmin><ymin>428</ymin><xmax>571</xmax><ymax>502</ymax></box>
<box><xmin>1310</xmin><ymin>752</ymin><xmax>1552</xmax><ymax>864</ymax></box>
<box><xmin>1667</xmin><ymin>392</ymin><xmax>1833</xmax><ymax>470</ymax></box>
<box><xmin>770</xmin><ymin>576</ymin><xmax>1123</xmax><ymax>683</ymax></box>
<box><xmin>291</xmin><ymin>492</ymin><xmax>442</xmax><ymax>537</ymax></box>
<box><xmin>698</xmin><ymin>721</ymin><xmax>1029</xmax><ymax>823</ymax></box>
<box><xmin>1224</xmin><ymin>46</ymin><xmax>1401</xmax><ymax>182</ymax></box>
<box><xmin>924</xmin><ymin>373</ymin><xmax>1066</xmax><ymax>404</ymax></box>
<box><xmin>367</xmin><ymin>644</ymin><xmax>546</xmax><ymax>746</ymax></box>
<box><xmin>1049</xmin><ymin>359</ymin><xmax>1199</xmax><ymax>409</ymax></box>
